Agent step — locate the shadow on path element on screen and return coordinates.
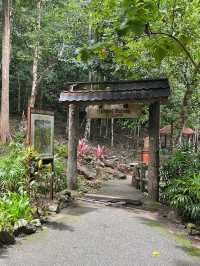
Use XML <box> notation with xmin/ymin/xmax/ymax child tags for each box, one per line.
<box><xmin>0</xmin><ymin>246</ymin><xmax>9</xmax><ymax>259</ymax></box>
<box><xmin>46</xmin><ymin>221</ymin><xmax>74</xmax><ymax>232</ymax></box>
<box><xmin>64</xmin><ymin>203</ymin><xmax>98</xmax><ymax>217</ymax></box>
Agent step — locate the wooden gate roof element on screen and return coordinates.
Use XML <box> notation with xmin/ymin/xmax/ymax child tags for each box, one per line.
<box><xmin>59</xmin><ymin>78</ymin><xmax>170</xmax><ymax>104</ymax></box>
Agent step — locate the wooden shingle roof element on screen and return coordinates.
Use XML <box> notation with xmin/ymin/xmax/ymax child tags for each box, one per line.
<box><xmin>59</xmin><ymin>78</ymin><xmax>170</xmax><ymax>104</ymax></box>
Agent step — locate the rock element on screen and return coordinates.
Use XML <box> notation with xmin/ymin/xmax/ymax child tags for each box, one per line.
<box><xmin>48</xmin><ymin>203</ymin><xmax>60</xmax><ymax>213</ymax></box>
<box><xmin>30</xmin><ymin>219</ymin><xmax>42</xmax><ymax>228</ymax></box>
<box><xmin>118</xmin><ymin>164</ymin><xmax>130</xmax><ymax>174</ymax></box>
<box><xmin>108</xmin><ymin>201</ymin><xmax>126</xmax><ymax>207</ymax></box>
<box><xmin>13</xmin><ymin>219</ymin><xmax>37</xmax><ymax>236</ymax></box>
<box><xmin>13</xmin><ymin>219</ymin><xmax>28</xmax><ymax>233</ymax></box>
<box><xmin>115</xmin><ymin>171</ymin><xmax>126</xmax><ymax>180</ymax></box>
<box><xmin>40</xmin><ymin>216</ymin><xmax>48</xmax><ymax>224</ymax></box>
<box><xmin>78</xmin><ymin>164</ymin><xmax>96</xmax><ymax>180</ymax></box>
<box><xmin>104</xmin><ymin>167</ymin><xmax>126</xmax><ymax>179</ymax></box>
<box><xmin>186</xmin><ymin>223</ymin><xmax>199</xmax><ymax>235</ymax></box>
<box><xmin>58</xmin><ymin>192</ymin><xmax>73</xmax><ymax>210</ymax></box>
<box><xmin>24</xmin><ymin>224</ymin><xmax>37</xmax><ymax>235</ymax></box>
<box><xmin>104</xmin><ymin>160</ymin><xmax>117</xmax><ymax>169</ymax></box>
<box><xmin>167</xmin><ymin>210</ymin><xmax>180</xmax><ymax>223</ymax></box>
<box><xmin>59</xmin><ymin>189</ymin><xmax>72</xmax><ymax>198</ymax></box>
<box><xmin>0</xmin><ymin>231</ymin><xmax>15</xmax><ymax>245</ymax></box>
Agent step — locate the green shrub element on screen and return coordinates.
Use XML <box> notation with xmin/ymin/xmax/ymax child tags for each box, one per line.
<box><xmin>0</xmin><ymin>145</ymin><xmax>27</xmax><ymax>193</ymax></box>
<box><xmin>0</xmin><ymin>192</ymin><xmax>32</xmax><ymax>231</ymax></box>
<box><xmin>54</xmin><ymin>155</ymin><xmax>67</xmax><ymax>192</ymax></box>
<box><xmin>0</xmin><ymin>134</ymin><xmax>68</xmax><ymax>197</ymax></box>
<box><xmin>13</xmin><ymin>131</ymin><xmax>26</xmax><ymax>144</ymax></box>
<box><xmin>161</xmin><ymin>147</ymin><xmax>200</xmax><ymax>224</ymax></box>
<box><xmin>161</xmin><ymin>147</ymin><xmax>200</xmax><ymax>181</ymax></box>
<box><xmin>163</xmin><ymin>173</ymin><xmax>200</xmax><ymax>223</ymax></box>
<box><xmin>54</xmin><ymin>143</ymin><xmax>68</xmax><ymax>158</ymax></box>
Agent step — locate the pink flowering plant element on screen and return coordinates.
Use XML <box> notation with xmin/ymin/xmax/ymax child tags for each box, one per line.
<box><xmin>77</xmin><ymin>139</ymin><xmax>88</xmax><ymax>158</ymax></box>
<box><xmin>96</xmin><ymin>145</ymin><xmax>106</xmax><ymax>160</ymax></box>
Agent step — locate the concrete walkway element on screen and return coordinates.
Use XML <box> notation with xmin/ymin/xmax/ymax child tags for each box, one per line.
<box><xmin>96</xmin><ymin>176</ymin><xmax>144</xmax><ymax>201</ymax></box>
<box><xmin>0</xmin><ymin>201</ymin><xmax>199</xmax><ymax>266</ymax></box>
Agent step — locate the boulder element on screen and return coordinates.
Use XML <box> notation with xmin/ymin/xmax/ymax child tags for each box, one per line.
<box><xmin>48</xmin><ymin>202</ymin><xmax>60</xmax><ymax>213</ymax></box>
<box><xmin>13</xmin><ymin>219</ymin><xmax>37</xmax><ymax>236</ymax></box>
<box><xmin>0</xmin><ymin>231</ymin><xmax>15</xmax><ymax>245</ymax></box>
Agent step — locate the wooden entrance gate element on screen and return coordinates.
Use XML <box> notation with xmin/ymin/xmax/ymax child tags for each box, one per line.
<box><xmin>59</xmin><ymin>78</ymin><xmax>170</xmax><ymax>201</ymax></box>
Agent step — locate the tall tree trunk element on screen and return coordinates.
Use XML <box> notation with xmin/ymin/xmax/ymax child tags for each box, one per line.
<box><xmin>17</xmin><ymin>72</ymin><xmax>21</xmax><ymax>114</ymax></box>
<box><xmin>179</xmin><ymin>88</ymin><xmax>193</xmax><ymax>137</ymax></box>
<box><xmin>176</xmin><ymin>75</ymin><xmax>198</xmax><ymax>145</ymax></box>
<box><xmin>67</xmin><ymin>104</ymin><xmax>79</xmax><ymax>190</ymax></box>
<box><xmin>84</xmin><ymin>21</ymin><xmax>93</xmax><ymax>141</ymax></box>
<box><xmin>1</xmin><ymin>0</ymin><xmax>11</xmax><ymax>142</ymax></box>
<box><xmin>30</xmin><ymin>0</ymin><xmax>41</xmax><ymax>108</ymax></box>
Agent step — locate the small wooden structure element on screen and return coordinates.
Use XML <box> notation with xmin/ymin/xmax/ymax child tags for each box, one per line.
<box><xmin>160</xmin><ymin>125</ymin><xmax>194</xmax><ymax>148</ymax></box>
<box><xmin>59</xmin><ymin>78</ymin><xmax>170</xmax><ymax>201</ymax></box>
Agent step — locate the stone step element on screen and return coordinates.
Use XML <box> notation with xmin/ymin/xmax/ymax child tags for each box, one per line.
<box><xmin>84</xmin><ymin>193</ymin><xmax>142</xmax><ymax>206</ymax></box>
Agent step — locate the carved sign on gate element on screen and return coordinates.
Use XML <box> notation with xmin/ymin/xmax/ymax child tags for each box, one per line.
<box><xmin>86</xmin><ymin>103</ymin><xmax>144</xmax><ymax>119</ymax></box>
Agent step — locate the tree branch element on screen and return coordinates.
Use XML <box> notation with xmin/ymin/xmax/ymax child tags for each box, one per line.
<box><xmin>171</xmin><ymin>0</ymin><xmax>177</xmax><ymax>33</ymax></box>
<box><xmin>150</xmin><ymin>31</ymin><xmax>199</xmax><ymax>72</ymax></box>
<box><xmin>36</xmin><ymin>61</ymin><xmax>57</xmax><ymax>88</ymax></box>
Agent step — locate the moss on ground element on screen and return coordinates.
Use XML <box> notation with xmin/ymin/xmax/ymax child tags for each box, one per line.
<box><xmin>143</xmin><ymin>218</ymin><xmax>200</xmax><ymax>258</ymax></box>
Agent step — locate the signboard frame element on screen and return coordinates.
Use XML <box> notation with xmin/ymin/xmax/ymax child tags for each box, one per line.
<box><xmin>30</xmin><ymin>109</ymin><xmax>54</xmax><ymax>160</ymax></box>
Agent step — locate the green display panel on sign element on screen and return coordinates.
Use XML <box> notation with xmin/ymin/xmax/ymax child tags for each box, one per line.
<box><xmin>31</xmin><ymin>112</ymin><xmax>54</xmax><ymax>159</ymax></box>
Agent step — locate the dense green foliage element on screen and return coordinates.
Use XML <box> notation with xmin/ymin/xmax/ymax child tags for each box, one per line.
<box><xmin>161</xmin><ymin>147</ymin><xmax>200</xmax><ymax>181</ymax></box>
<box><xmin>161</xmin><ymin>148</ymin><xmax>200</xmax><ymax>223</ymax></box>
<box><xmin>0</xmin><ymin>137</ymin><xmax>67</xmax><ymax>232</ymax></box>
<box><xmin>0</xmin><ymin>142</ymin><xmax>28</xmax><ymax>193</ymax></box>
<box><xmin>0</xmin><ymin>141</ymin><xmax>67</xmax><ymax>196</ymax></box>
<box><xmin>0</xmin><ymin>0</ymin><xmax>198</xmax><ymax>133</ymax></box>
<box><xmin>78</xmin><ymin>0</ymin><xmax>200</xmax><ymax>133</ymax></box>
<box><xmin>0</xmin><ymin>192</ymin><xmax>32</xmax><ymax>231</ymax></box>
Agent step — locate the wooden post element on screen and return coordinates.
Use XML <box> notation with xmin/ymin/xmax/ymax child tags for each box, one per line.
<box><xmin>67</xmin><ymin>104</ymin><xmax>79</xmax><ymax>190</ymax></box>
<box><xmin>148</xmin><ymin>101</ymin><xmax>160</xmax><ymax>201</ymax></box>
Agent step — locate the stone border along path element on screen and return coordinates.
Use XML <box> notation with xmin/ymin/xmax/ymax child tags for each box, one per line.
<box><xmin>0</xmin><ymin>201</ymin><xmax>199</xmax><ymax>266</ymax></box>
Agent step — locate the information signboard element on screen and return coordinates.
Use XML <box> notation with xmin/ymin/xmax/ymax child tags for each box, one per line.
<box><xmin>30</xmin><ymin>111</ymin><xmax>54</xmax><ymax>159</ymax></box>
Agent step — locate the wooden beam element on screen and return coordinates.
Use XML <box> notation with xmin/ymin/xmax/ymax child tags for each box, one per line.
<box><xmin>67</xmin><ymin>104</ymin><xmax>79</xmax><ymax>190</ymax></box>
<box><xmin>148</xmin><ymin>101</ymin><xmax>160</xmax><ymax>201</ymax></box>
